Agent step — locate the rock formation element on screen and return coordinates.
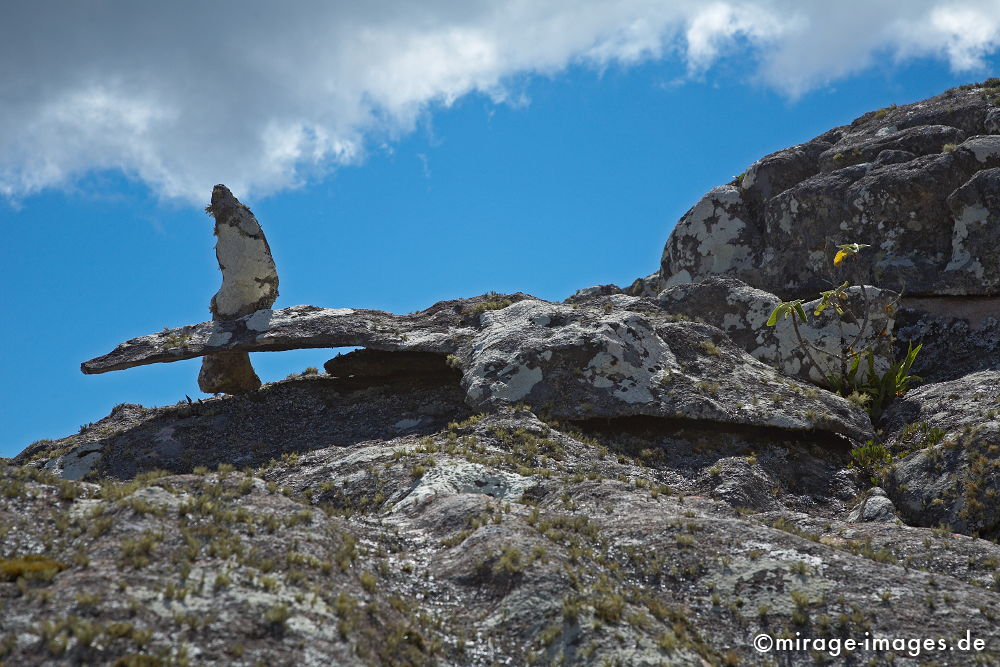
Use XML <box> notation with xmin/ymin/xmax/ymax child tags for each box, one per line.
<box><xmin>658</xmin><ymin>83</ymin><xmax>1000</xmax><ymax>298</ymax></box>
<box><xmin>198</xmin><ymin>185</ymin><xmax>279</xmax><ymax>394</ymax></box>
<box><xmin>6</xmin><ymin>82</ymin><xmax>1000</xmax><ymax>665</ymax></box>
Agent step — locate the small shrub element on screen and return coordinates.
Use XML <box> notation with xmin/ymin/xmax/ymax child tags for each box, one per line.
<box><xmin>470</xmin><ymin>292</ymin><xmax>514</xmax><ymax>315</ymax></box>
<box><xmin>492</xmin><ymin>547</ymin><xmax>524</xmax><ymax>576</ymax></box>
<box><xmin>850</xmin><ymin>441</ymin><xmax>892</xmax><ymax>485</ymax></box>
<box><xmin>698</xmin><ymin>340</ymin><xmax>721</xmax><ymax>356</ymax></box>
<box><xmin>359</xmin><ymin>571</ymin><xmax>377</xmax><ymax>593</ymax></box>
<box><xmin>695</xmin><ymin>380</ymin><xmax>720</xmax><ymax>396</ymax></box>
<box><xmin>593</xmin><ymin>592</ymin><xmax>625</xmax><ymax>624</ymax></box>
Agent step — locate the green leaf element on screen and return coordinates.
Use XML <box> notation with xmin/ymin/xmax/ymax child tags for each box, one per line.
<box><xmin>765</xmin><ymin>304</ymin><xmax>785</xmax><ymax>327</ymax></box>
<box><xmin>767</xmin><ymin>301</ymin><xmax>805</xmax><ymax>326</ymax></box>
<box><xmin>792</xmin><ymin>301</ymin><xmax>808</xmax><ymax>322</ymax></box>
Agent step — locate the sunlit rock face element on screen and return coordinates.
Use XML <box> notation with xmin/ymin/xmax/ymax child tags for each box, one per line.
<box><xmin>659</xmin><ymin>84</ymin><xmax>1000</xmax><ymax>298</ymax></box>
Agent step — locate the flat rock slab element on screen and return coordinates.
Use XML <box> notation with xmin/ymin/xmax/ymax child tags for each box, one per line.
<box><xmin>82</xmin><ymin>294</ymin><xmax>874</xmax><ymax>443</ymax></box>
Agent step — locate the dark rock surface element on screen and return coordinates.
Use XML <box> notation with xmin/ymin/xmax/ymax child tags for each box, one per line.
<box><xmin>893</xmin><ymin>296</ymin><xmax>1000</xmax><ymax>383</ymax></box>
<box><xmin>660</xmin><ymin>81</ymin><xmax>1000</xmax><ymax>298</ymax></box>
<box><xmin>882</xmin><ymin>371</ymin><xmax>1000</xmax><ymax>537</ymax></box>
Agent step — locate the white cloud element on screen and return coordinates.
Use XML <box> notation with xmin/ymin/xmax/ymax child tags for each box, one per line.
<box><xmin>1</xmin><ymin>1</ymin><xmax>998</xmax><ymax>203</ymax></box>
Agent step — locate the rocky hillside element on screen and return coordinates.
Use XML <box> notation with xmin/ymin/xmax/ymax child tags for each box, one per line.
<box><xmin>4</xmin><ymin>81</ymin><xmax>1000</xmax><ymax>666</ymax></box>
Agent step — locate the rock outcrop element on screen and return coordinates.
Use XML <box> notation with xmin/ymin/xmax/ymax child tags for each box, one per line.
<box><xmin>8</xmin><ymin>83</ymin><xmax>1000</xmax><ymax>666</ymax></box>
<box><xmin>81</xmin><ymin>294</ymin><xmax>873</xmax><ymax>443</ymax></box>
<box><xmin>198</xmin><ymin>185</ymin><xmax>279</xmax><ymax>394</ymax></box>
<box><xmin>7</xmin><ymin>403</ymin><xmax>1000</xmax><ymax>665</ymax></box>
<box><xmin>659</xmin><ymin>81</ymin><xmax>1000</xmax><ymax>298</ymax></box>
<box><xmin>881</xmin><ymin>371</ymin><xmax>1000</xmax><ymax>536</ymax></box>
<box><xmin>654</xmin><ymin>277</ymin><xmax>897</xmax><ymax>386</ymax></box>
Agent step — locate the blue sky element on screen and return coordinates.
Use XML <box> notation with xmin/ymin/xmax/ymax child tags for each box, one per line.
<box><xmin>2</xmin><ymin>2</ymin><xmax>999</xmax><ymax>457</ymax></box>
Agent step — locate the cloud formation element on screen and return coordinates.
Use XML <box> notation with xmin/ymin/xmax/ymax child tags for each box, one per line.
<box><xmin>2</xmin><ymin>1</ymin><xmax>998</xmax><ymax>202</ymax></box>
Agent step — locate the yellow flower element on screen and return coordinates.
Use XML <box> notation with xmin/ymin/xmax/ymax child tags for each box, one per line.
<box><xmin>833</xmin><ymin>250</ymin><xmax>849</xmax><ymax>266</ymax></box>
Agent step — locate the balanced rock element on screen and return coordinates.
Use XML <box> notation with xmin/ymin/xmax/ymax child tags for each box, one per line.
<box><xmin>81</xmin><ymin>293</ymin><xmax>874</xmax><ymax>443</ymax></box>
<box><xmin>198</xmin><ymin>185</ymin><xmax>279</xmax><ymax>394</ymax></box>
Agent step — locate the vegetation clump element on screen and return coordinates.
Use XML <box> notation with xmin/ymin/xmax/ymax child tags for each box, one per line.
<box><xmin>766</xmin><ymin>242</ymin><xmax>921</xmax><ymax>419</ymax></box>
<box><xmin>0</xmin><ymin>555</ymin><xmax>67</xmax><ymax>582</ymax></box>
<box><xmin>850</xmin><ymin>441</ymin><xmax>893</xmax><ymax>485</ymax></box>
<box><xmin>469</xmin><ymin>292</ymin><xmax>514</xmax><ymax>315</ymax></box>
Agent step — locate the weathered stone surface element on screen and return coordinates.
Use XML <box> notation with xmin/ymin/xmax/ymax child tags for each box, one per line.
<box><xmin>894</xmin><ymin>296</ymin><xmax>1000</xmax><ymax>383</ymax></box>
<box><xmin>847</xmin><ymin>487</ymin><xmax>901</xmax><ymax>524</ymax></box>
<box><xmin>882</xmin><ymin>371</ymin><xmax>1000</xmax><ymax>537</ymax></box>
<box><xmin>656</xmin><ymin>276</ymin><xmax>896</xmax><ymax>386</ymax></box>
<box><xmin>198</xmin><ymin>350</ymin><xmax>265</xmax><ymax>395</ymax></box>
<box><xmin>816</xmin><ymin>124</ymin><xmax>967</xmax><ymax>172</ymax></box>
<box><xmin>944</xmin><ymin>167</ymin><xmax>1000</xmax><ymax>292</ymax></box>
<box><xmin>206</xmin><ymin>185</ymin><xmax>280</xmax><ymax>319</ymax></box>
<box><xmin>658</xmin><ymin>82</ymin><xmax>1000</xmax><ymax>298</ymax></box>
<box><xmin>462</xmin><ymin>299</ymin><xmax>872</xmax><ymax>441</ymax></box>
<box><xmin>16</xmin><ymin>81</ymin><xmax>1000</xmax><ymax>666</ymax></box>
<box><xmin>199</xmin><ymin>184</ymin><xmax>279</xmax><ymax>394</ymax></box>
<box><xmin>82</xmin><ymin>294</ymin><xmax>874</xmax><ymax>442</ymax></box>
<box><xmin>564</xmin><ymin>283</ymin><xmax>624</xmax><ymax>302</ymax></box>
<box><xmin>740</xmin><ymin>140</ymin><xmax>830</xmax><ymax>205</ymax></box>
<box><xmin>660</xmin><ymin>184</ymin><xmax>762</xmax><ymax>290</ymax></box>
<box><xmin>7</xmin><ymin>406</ymin><xmax>1000</xmax><ymax>665</ymax></box>
<box><xmin>17</xmin><ymin>373</ymin><xmax>470</xmax><ymax>480</ymax></box>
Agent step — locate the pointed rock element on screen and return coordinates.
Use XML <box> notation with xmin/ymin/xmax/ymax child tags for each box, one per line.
<box><xmin>199</xmin><ymin>185</ymin><xmax>279</xmax><ymax>394</ymax></box>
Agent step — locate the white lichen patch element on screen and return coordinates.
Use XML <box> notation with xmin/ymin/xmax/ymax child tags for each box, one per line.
<box><xmin>213</xmin><ymin>223</ymin><xmax>279</xmax><ymax>318</ymax></box>
<box><xmin>246</xmin><ymin>309</ymin><xmax>274</xmax><ymax>331</ymax></box>
<box><xmin>128</xmin><ymin>485</ymin><xmax>188</xmax><ymax>513</ymax></box>
<box><xmin>392</xmin><ymin>461</ymin><xmax>534</xmax><ymax>512</ymax></box>
<box><xmin>962</xmin><ymin>135</ymin><xmax>1000</xmax><ymax>163</ymax></box>
<box><xmin>665</xmin><ymin>185</ymin><xmax>755</xmax><ymax>280</ymax></box>
<box><xmin>946</xmin><ymin>203</ymin><xmax>988</xmax><ymax>279</ymax></box>
<box><xmin>704</xmin><ymin>546</ymin><xmax>834</xmax><ymax>615</ymax></box>
<box><xmin>584</xmin><ymin>314</ymin><xmax>675</xmax><ymax>405</ymax></box>
<box><xmin>68</xmin><ymin>498</ymin><xmax>105</xmax><ymax>520</ymax></box>
<box><xmin>663</xmin><ymin>268</ymin><xmax>693</xmax><ymax>288</ymax></box>
<box><xmin>206</xmin><ymin>329</ymin><xmax>233</xmax><ymax>347</ymax></box>
<box><xmin>473</xmin><ymin>300</ymin><xmax>570</xmax><ymax>353</ymax></box>
<box><xmin>607</xmin><ymin>294</ymin><xmax>641</xmax><ymax>308</ymax></box>
<box><xmin>43</xmin><ymin>442</ymin><xmax>103</xmax><ymax>481</ymax></box>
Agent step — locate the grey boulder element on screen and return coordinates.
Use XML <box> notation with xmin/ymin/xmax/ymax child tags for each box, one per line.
<box><xmin>659</xmin><ymin>84</ymin><xmax>1000</xmax><ymax>298</ymax></box>
<box><xmin>882</xmin><ymin>371</ymin><xmax>1000</xmax><ymax>537</ymax></box>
